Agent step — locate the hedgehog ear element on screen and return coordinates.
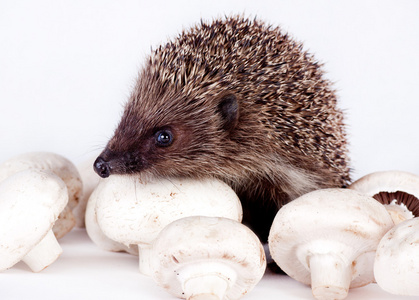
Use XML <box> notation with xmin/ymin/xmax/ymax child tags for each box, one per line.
<box><xmin>217</xmin><ymin>93</ymin><xmax>239</xmax><ymax>132</ymax></box>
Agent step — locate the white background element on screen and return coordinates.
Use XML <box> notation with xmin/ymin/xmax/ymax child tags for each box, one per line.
<box><xmin>1</xmin><ymin>0</ymin><xmax>419</xmax><ymax>299</ymax></box>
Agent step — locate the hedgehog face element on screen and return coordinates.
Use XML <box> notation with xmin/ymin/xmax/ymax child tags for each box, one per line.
<box><xmin>93</xmin><ymin>125</ymin><xmax>177</xmax><ymax>178</ymax></box>
<box><xmin>93</xmin><ymin>89</ymin><xmax>240</xmax><ymax>179</ymax></box>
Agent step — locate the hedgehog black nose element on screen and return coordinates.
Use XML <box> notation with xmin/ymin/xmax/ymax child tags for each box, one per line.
<box><xmin>93</xmin><ymin>157</ymin><xmax>111</xmax><ymax>178</ymax></box>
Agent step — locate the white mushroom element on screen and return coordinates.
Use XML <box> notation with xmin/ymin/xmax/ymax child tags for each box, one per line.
<box><xmin>374</xmin><ymin>217</ymin><xmax>419</xmax><ymax>296</ymax></box>
<box><xmin>0</xmin><ymin>151</ymin><xmax>83</xmax><ymax>238</ymax></box>
<box><xmin>349</xmin><ymin>171</ymin><xmax>419</xmax><ymax>224</ymax></box>
<box><xmin>0</xmin><ymin>169</ymin><xmax>68</xmax><ymax>272</ymax></box>
<box><xmin>268</xmin><ymin>188</ymin><xmax>394</xmax><ymax>300</ymax></box>
<box><xmin>74</xmin><ymin>156</ymin><xmax>101</xmax><ymax>227</ymax></box>
<box><xmin>94</xmin><ymin>175</ymin><xmax>243</xmax><ymax>275</ymax></box>
<box><xmin>149</xmin><ymin>216</ymin><xmax>266</xmax><ymax>300</ymax></box>
<box><xmin>85</xmin><ymin>179</ymin><xmax>139</xmax><ymax>255</ymax></box>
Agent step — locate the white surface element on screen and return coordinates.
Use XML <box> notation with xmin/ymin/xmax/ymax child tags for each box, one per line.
<box><xmin>1</xmin><ymin>229</ymin><xmax>413</xmax><ymax>300</ymax></box>
<box><xmin>1</xmin><ymin>1</ymin><xmax>419</xmax><ymax>299</ymax></box>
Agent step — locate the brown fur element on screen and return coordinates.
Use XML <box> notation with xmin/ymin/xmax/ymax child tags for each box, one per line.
<box><xmin>95</xmin><ymin>16</ymin><xmax>351</xmax><ymax>241</ymax></box>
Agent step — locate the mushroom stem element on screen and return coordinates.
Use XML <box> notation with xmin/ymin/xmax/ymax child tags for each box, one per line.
<box><xmin>309</xmin><ymin>253</ymin><xmax>351</xmax><ymax>300</ymax></box>
<box><xmin>21</xmin><ymin>229</ymin><xmax>63</xmax><ymax>272</ymax></box>
<box><xmin>183</xmin><ymin>275</ymin><xmax>228</xmax><ymax>300</ymax></box>
<box><xmin>384</xmin><ymin>200</ymin><xmax>414</xmax><ymax>225</ymax></box>
<box><xmin>189</xmin><ymin>294</ymin><xmax>220</xmax><ymax>300</ymax></box>
<box><xmin>138</xmin><ymin>244</ymin><xmax>153</xmax><ymax>276</ymax></box>
<box><xmin>179</xmin><ymin>262</ymin><xmax>236</xmax><ymax>300</ymax></box>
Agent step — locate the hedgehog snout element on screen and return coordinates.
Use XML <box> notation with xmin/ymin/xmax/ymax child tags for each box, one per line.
<box><xmin>94</xmin><ymin>148</ymin><xmax>146</xmax><ymax>178</ymax></box>
<box><xmin>94</xmin><ymin>156</ymin><xmax>111</xmax><ymax>178</ymax></box>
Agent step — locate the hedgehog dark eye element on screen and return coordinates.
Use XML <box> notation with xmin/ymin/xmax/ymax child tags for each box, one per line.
<box><xmin>155</xmin><ymin>130</ymin><xmax>174</xmax><ymax>147</ymax></box>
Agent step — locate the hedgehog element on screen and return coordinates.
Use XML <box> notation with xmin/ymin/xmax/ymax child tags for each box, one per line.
<box><xmin>93</xmin><ymin>16</ymin><xmax>351</xmax><ymax>242</ymax></box>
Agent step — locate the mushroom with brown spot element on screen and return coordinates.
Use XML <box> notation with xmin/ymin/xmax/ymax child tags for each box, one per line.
<box><xmin>268</xmin><ymin>188</ymin><xmax>394</xmax><ymax>300</ymax></box>
<box><xmin>0</xmin><ymin>152</ymin><xmax>83</xmax><ymax>238</ymax></box>
<box><xmin>349</xmin><ymin>170</ymin><xmax>419</xmax><ymax>224</ymax></box>
<box><xmin>149</xmin><ymin>216</ymin><xmax>266</xmax><ymax>300</ymax></box>
<box><xmin>0</xmin><ymin>170</ymin><xmax>68</xmax><ymax>272</ymax></box>
<box><xmin>92</xmin><ymin>175</ymin><xmax>243</xmax><ymax>275</ymax></box>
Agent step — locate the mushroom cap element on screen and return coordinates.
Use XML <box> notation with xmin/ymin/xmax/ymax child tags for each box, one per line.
<box><xmin>95</xmin><ymin>175</ymin><xmax>243</xmax><ymax>247</ymax></box>
<box><xmin>0</xmin><ymin>151</ymin><xmax>82</xmax><ymax>210</ymax></box>
<box><xmin>0</xmin><ymin>169</ymin><xmax>68</xmax><ymax>271</ymax></box>
<box><xmin>85</xmin><ymin>182</ymin><xmax>138</xmax><ymax>255</ymax></box>
<box><xmin>374</xmin><ymin>217</ymin><xmax>419</xmax><ymax>296</ymax></box>
<box><xmin>0</xmin><ymin>152</ymin><xmax>83</xmax><ymax>238</ymax></box>
<box><xmin>350</xmin><ymin>171</ymin><xmax>419</xmax><ymax>196</ymax></box>
<box><xmin>349</xmin><ymin>171</ymin><xmax>419</xmax><ymax>219</ymax></box>
<box><xmin>268</xmin><ymin>188</ymin><xmax>394</xmax><ymax>288</ymax></box>
<box><xmin>150</xmin><ymin>216</ymin><xmax>266</xmax><ymax>299</ymax></box>
<box><xmin>0</xmin><ymin>152</ymin><xmax>83</xmax><ymax>239</ymax></box>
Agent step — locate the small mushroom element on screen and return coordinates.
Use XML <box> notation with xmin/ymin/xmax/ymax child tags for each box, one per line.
<box><xmin>374</xmin><ymin>217</ymin><xmax>419</xmax><ymax>296</ymax></box>
<box><xmin>268</xmin><ymin>188</ymin><xmax>394</xmax><ymax>300</ymax></box>
<box><xmin>149</xmin><ymin>216</ymin><xmax>266</xmax><ymax>300</ymax></box>
<box><xmin>94</xmin><ymin>175</ymin><xmax>242</xmax><ymax>275</ymax></box>
<box><xmin>349</xmin><ymin>171</ymin><xmax>419</xmax><ymax>224</ymax></box>
<box><xmin>0</xmin><ymin>152</ymin><xmax>83</xmax><ymax>238</ymax></box>
<box><xmin>0</xmin><ymin>169</ymin><xmax>68</xmax><ymax>272</ymax></box>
